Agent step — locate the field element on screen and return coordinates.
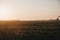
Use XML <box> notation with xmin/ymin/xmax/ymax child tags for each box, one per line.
<box><xmin>0</xmin><ymin>20</ymin><xmax>60</xmax><ymax>40</ymax></box>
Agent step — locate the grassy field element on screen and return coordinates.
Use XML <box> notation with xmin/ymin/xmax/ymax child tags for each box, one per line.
<box><xmin>0</xmin><ymin>20</ymin><xmax>60</xmax><ymax>40</ymax></box>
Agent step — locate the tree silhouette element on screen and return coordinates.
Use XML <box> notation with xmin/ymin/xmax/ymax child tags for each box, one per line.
<box><xmin>56</xmin><ymin>16</ymin><xmax>60</xmax><ymax>22</ymax></box>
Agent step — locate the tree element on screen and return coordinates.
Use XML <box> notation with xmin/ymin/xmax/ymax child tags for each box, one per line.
<box><xmin>56</xmin><ymin>16</ymin><xmax>60</xmax><ymax>22</ymax></box>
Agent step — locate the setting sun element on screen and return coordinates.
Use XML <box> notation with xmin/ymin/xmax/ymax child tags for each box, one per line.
<box><xmin>0</xmin><ymin>0</ymin><xmax>59</xmax><ymax>20</ymax></box>
<box><xmin>0</xmin><ymin>7</ymin><xmax>9</xmax><ymax>20</ymax></box>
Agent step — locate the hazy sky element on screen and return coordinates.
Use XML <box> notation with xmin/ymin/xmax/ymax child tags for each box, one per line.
<box><xmin>0</xmin><ymin>0</ymin><xmax>60</xmax><ymax>20</ymax></box>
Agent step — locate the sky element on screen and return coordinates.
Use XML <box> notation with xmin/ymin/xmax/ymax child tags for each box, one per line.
<box><xmin>0</xmin><ymin>0</ymin><xmax>60</xmax><ymax>20</ymax></box>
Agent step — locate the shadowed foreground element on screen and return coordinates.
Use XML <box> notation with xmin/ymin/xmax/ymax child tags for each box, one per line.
<box><xmin>0</xmin><ymin>20</ymin><xmax>60</xmax><ymax>40</ymax></box>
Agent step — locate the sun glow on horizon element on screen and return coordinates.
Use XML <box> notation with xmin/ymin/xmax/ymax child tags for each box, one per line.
<box><xmin>0</xmin><ymin>0</ymin><xmax>59</xmax><ymax>20</ymax></box>
<box><xmin>0</xmin><ymin>7</ymin><xmax>10</xmax><ymax>20</ymax></box>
